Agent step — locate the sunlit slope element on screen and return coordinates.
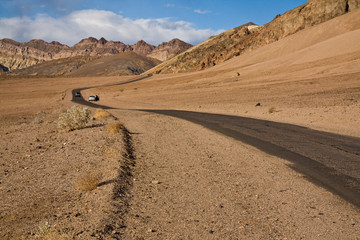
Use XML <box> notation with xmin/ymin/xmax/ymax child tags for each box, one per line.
<box><xmin>146</xmin><ymin>0</ymin><xmax>360</xmax><ymax>74</ymax></box>
<box><xmin>207</xmin><ymin>8</ymin><xmax>360</xmax><ymax>79</ymax></box>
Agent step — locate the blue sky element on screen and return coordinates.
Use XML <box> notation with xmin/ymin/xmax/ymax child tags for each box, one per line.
<box><xmin>0</xmin><ymin>0</ymin><xmax>307</xmax><ymax>46</ymax></box>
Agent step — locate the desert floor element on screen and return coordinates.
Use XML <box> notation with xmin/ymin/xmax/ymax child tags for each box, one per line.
<box><xmin>1</xmin><ymin>10</ymin><xmax>360</xmax><ymax>240</ymax></box>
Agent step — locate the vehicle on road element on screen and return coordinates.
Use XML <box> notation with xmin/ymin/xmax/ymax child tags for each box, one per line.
<box><xmin>75</xmin><ymin>92</ymin><xmax>81</xmax><ymax>97</ymax></box>
<box><xmin>88</xmin><ymin>96</ymin><xmax>96</xmax><ymax>101</ymax></box>
<box><xmin>88</xmin><ymin>95</ymin><xmax>99</xmax><ymax>101</ymax></box>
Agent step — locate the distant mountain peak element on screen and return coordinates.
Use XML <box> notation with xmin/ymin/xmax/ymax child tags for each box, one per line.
<box><xmin>0</xmin><ymin>36</ymin><xmax>192</xmax><ymax>72</ymax></box>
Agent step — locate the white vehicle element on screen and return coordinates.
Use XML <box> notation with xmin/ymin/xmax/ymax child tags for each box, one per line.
<box><xmin>88</xmin><ymin>96</ymin><xmax>96</xmax><ymax>101</ymax></box>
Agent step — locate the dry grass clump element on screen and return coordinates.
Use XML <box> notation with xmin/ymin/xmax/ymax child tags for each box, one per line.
<box><xmin>57</xmin><ymin>105</ymin><xmax>90</xmax><ymax>132</ymax></box>
<box><xmin>106</xmin><ymin>122</ymin><xmax>123</xmax><ymax>134</ymax></box>
<box><xmin>268</xmin><ymin>107</ymin><xmax>277</xmax><ymax>114</ymax></box>
<box><xmin>75</xmin><ymin>172</ymin><xmax>103</xmax><ymax>192</ymax></box>
<box><xmin>93</xmin><ymin>109</ymin><xmax>112</xmax><ymax>119</ymax></box>
<box><xmin>33</xmin><ymin>117</ymin><xmax>44</xmax><ymax>124</ymax></box>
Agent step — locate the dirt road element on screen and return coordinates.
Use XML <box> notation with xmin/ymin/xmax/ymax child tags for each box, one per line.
<box><xmin>73</xmin><ymin>84</ymin><xmax>360</xmax><ymax>209</ymax></box>
<box><xmin>68</xmin><ymin>82</ymin><xmax>360</xmax><ymax>238</ymax></box>
<box><xmin>108</xmin><ymin>109</ymin><xmax>360</xmax><ymax>239</ymax></box>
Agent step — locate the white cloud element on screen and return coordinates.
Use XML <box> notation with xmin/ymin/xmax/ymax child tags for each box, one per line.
<box><xmin>0</xmin><ymin>9</ymin><xmax>223</xmax><ymax>46</ymax></box>
<box><xmin>194</xmin><ymin>9</ymin><xmax>211</xmax><ymax>14</ymax></box>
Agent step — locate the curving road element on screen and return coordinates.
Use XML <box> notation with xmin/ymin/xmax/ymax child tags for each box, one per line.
<box><xmin>71</xmin><ymin>76</ymin><xmax>360</xmax><ymax>208</ymax></box>
<box><xmin>71</xmin><ymin>74</ymin><xmax>153</xmax><ymax>109</ymax></box>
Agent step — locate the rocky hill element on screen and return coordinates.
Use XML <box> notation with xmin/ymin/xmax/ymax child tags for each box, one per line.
<box><xmin>147</xmin><ymin>39</ymin><xmax>193</xmax><ymax>61</ymax></box>
<box><xmin>10</xmin><ymin>52</ymin><xmax>161</xmax><ymax>77</ymax></box>
<box><xmin>147</xmin><ymin>0</ymin><xmax>360</xmax><ymax>74</ymax></box>
<box><xmin>0</xmin><ymin>37</ymin><xmax>192</xmax><ymax>71</ymax></box>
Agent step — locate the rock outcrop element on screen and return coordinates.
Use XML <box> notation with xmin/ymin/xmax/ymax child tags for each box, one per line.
<box><xmin>148</xmin><ymin>38</ymin><xmax>193</xmax><ymax>61</ymax></box>
<box><xmin>132</xmin><ymin>40</ymin><xmax>156</xmax><ymax>56</ymax></box>
<box><xmin>147</xmin><ymin>0</ymin><xmax>360</xmax><ymax>74</ymax></box>
<box><xmin>0</xmin><ymin>37</ymin><xmax>192</xmax><ymax>71</ymax></box>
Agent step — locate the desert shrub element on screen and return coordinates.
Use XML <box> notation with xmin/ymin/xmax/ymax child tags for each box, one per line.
<box><xmin>75</xmin><ymin>172</ymin><xmax>102</xmax><ymax>192</ymax></box>
<box><xmin>33</xmin><ymin>117</ymin><xmax>43</xmax><ymax>124</ymax></box>
<box><xmin>269</xmin><ymin>107</ymin><xmax>277</xmax><ymax>114</ymax></box>
<box><xmin>38</xmin><ymin>220</ymin><xmax>50</xmax><ymax>234</ymax></box>
<box><xmin>93</xmin><ymin>109</ymin><xmax>111</xmax><ymax>119</ymax></box>
<box><xmin>57</xmin><ymin>106</ymin><xmax>90</xmax><ymax>131</ymax></box>
<box><xmin>106</xmin><ymin>122</ymin><xmax>123</xmax><ymax>134</ymax></box>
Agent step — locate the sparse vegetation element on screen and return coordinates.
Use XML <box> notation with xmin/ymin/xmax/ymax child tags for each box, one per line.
<box><xmin>106</xmin><ymin>122</ymin><xmax>123</xmax><ymax>134</ymax></box>
<box><xmin>93</xmin><ymin>109</ymin><xmax>112</xmax><ymax>119</ymax></box>
<box><xmin>38</xmin><ymin>220</ymin><xmax>51</xmax><ymax>234</ymax></box>
<box><xmin>75</xmin><ymin>172</ymin><xmax>103</xmax><ymax>192</ymax></box>
<box><xmin>33</xmin><ymin>117</ymin><xmax>43</xmax><ymax>124</ymax></box>
<box><xmin>57</xmin><ymin>105</ymin><xmax>90</xmax><ymax>131</ymax></box>
<box><xmin>33</xmin><ymin>110</ymin><xmax>46</xmax><ymax>124</ymax></box>
<box><xmin>269</xmin><ymin>107</ymin><xmax>277</xmax><ymax>113</ymax></box>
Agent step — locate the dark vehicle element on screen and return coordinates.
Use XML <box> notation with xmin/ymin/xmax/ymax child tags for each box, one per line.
<box><xmin>75</xmin><ymin>92</ymin><xmax>81</xmax><ymax>97</ymax></box>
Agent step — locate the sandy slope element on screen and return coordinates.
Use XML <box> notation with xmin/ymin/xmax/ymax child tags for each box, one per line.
<box><xmin>99</xmin><ymin>9</ymin><xmax>360</xmax><ymax>137</ymax></box>
<box><xmin>1</xmin><ymin>8</ymin><xmax>360</xmax><ymax>240</ymax></box>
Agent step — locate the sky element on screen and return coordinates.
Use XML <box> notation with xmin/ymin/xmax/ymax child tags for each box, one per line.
<box><xmin>0</xmin><ymin>0</ymin><xmax>308</xmax><ymax>46</ymax></box>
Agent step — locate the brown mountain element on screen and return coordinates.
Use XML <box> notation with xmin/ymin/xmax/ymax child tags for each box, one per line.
<box><xmin>147</xmin><ymin>0</ymin><xmax>360</xmax><ymax>74</ymax></box>
<box><xmin>148</xmin><ymin>38</ymin><xmax>193</xmax><ymax>61</ymax></box>
<box><xmin>10</xmin><ymin>52</ymin><xmax>161</xmax><ymax>77</ymax></box>
<box><xmin>69</xmin><ymin>37</ymin><xmax>132</xmax><ymax>56</ymax></box>
<box><xmin>132</xmin><ymin>40</ymin><xmax>156</xmax><ymax>56</ymax></box>
<box><xmin>0</xmin><ymin>37</ymin><xmax>192</xmax><ymax>72</ymax></box>
<box><xmin>67</xmin><ymin>52</ymin><xmax>161</xmax><ymax>76</ymax></box>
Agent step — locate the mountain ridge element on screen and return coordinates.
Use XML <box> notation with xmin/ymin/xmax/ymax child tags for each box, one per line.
<box><xmin>0</xmin><ymin>37</ymin><xmax>192</xmax><ymax>71</ymax></box>
<box><xmin>9</xmin><ymin>51</ymin><xmax>161</xmax><ymax>77</ymax></box>
<box><xmin>147</xmin><ymin>0</ymin><xmax>360</xmax><ymax>74</ymax></box>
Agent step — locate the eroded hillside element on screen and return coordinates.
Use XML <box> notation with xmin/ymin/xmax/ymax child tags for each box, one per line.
<box><xmin>147</xmin><ymin>0</ymin><xmax>360</xmax><ymax>74</ymax></box>
<box><xmin>10</xmin><ymin>52</ymin><xmax>161</xmax><ymax>77</ymax></box>
<box><xmin>0</xmin><ymin>37</ymin><xmax>191</xmax><ymax>72</ymax></box>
